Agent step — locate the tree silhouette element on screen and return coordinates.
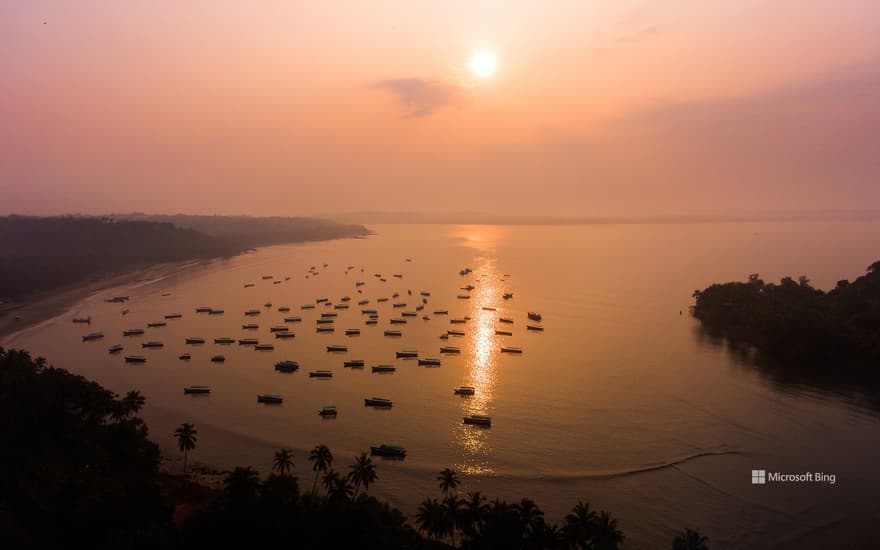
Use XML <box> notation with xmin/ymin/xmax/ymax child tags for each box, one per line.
<box><xmin>672</xmin><ymin>528</ymin><xmax>710</xmax><ymax>550</ymax></box>
<box><xmin>272</xmin><ymin>447</ymin><xmax>294</xmax><ymax>477</ymax></box>
<box><xmin>347</xmin><ymin>451</ymin><xmax>378</xmax><ymax>498</ymax></box>
<box><xmin>563</xmin><ymin>501</ymin><xmax>597</xmax><ymax>548</ymax></box>
<box><xmin>438</xmin><ymin>467</ymin><xmax>460</xmax><ymax>496</ymax></box>
<box><xmin>174</xmin><ymin>422</ymin><xmax>197</xmax><ymax>479</ymax></box>
<box><xmin>308</xmin><ymin>444</ymin><xmax>333</xmax><ymax>495</ymax></box>
<box><xmin>415</xmin><ymin>497</ymin><xmax>446</xmax><ymax>541</ymax></box>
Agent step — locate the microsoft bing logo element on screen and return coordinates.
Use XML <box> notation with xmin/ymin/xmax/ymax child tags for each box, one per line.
<box><xmin>751</xmin><ymin>470</ymin><xmax>766</xmax><ymax>485</ymax></box>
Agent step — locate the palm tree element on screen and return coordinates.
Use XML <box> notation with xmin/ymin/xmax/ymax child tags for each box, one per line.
<box><xmin>518</xmin><ymin>498</ymin><xmax>546</xmax><ymax>543</ymax></box>
<box><xmin>347</xmin><ymin>451</ymin><xmax>378</xmax><ymax>498</ymax></box>
<box><xmin>672</xmin><ymin>528</ymin><xmax>710</xmax><ymax>550</ymax></box>
<box><xmin>273</xmin><ymin>447</ymin><xmax>294</xmax><ymax>477</ymax></box>
<box><xmin>462</xmin><ymin>491</ymin><xmax>489</xmax><ymax>539</ymax></box>
<box><xmin>112</xmin><ymin>390</ymin><xmax>145</xmax><ymax>421</ymax></box>
<box><xmin>415</xmin><ymin>498</ymin><xmax>446</xmax><ymax>541</ymax></box>
<box><xmin>224</xmin><ymin>466</ymin><xmax>261</xmax><ymax>508</ymax></box>
<box><xmin>591</xmin><ymin>510</ymin><xmax>624</xmax><ymax>550</ymax></box>
<box><xmin>438</xmin><ymin>467</ymin><xmax>460</xmax><ymax>496</ymax></box>
<box><xmin>563</xmin><ymin>501</ymin><xmax>596</xmax><ymax>549</ymax></box>
<box><xmin>322</xmin><ymin>468</ymin><xmax>343</xmax><ymax>494</ymax></box>
<box><xmin>308</xmin><ymin>444</ymin><xmax>333</xmax><ymax>495</ymax></box>
<box><xmin>443</xmin><ymin>494</ymin><xmax>465</xmax><ymax>547</ymax></box>
<box><xmin>174</xmin><ymin>422</ymin><xmax>197</xmax><ymax>478</ymax></box>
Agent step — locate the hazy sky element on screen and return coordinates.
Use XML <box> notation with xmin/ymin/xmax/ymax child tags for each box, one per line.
<box><xmin>2</xmin><ymin>1</ymin><xmax>879</xmax><ymax>217</ymax></box>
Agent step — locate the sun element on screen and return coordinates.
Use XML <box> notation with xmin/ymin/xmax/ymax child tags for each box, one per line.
<box><xmin>469</xmin><ymin>50</ymin><xmax>498</xmax><ymax>78</ymax></box>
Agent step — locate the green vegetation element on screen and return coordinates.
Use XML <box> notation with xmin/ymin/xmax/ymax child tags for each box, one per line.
<box><xmin>0</xmin><ymin>215</ymin><xmax>368</xmax><ymax>299</ymax></box>
<box><xmin>692</xmin><ymin>262</ymin><xmax>880</xmax><ymax>370</ymax></box>
<box><xmin>0</xmin><ymin>346</ymin><xmax>707</xmax><ymax>548</ymax></box>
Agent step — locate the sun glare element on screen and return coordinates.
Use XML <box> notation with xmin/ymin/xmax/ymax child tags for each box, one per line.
<box><xmin>469</xmin><ymin>50</ymin><xmax>498</xmax><ymax>78</ymax></box>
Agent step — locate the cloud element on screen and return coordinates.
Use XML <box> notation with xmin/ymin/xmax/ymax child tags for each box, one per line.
<box><xmin>371</xmin><ymin>78</ymin><xmax>460</xmax><ymax>118</ymax></box>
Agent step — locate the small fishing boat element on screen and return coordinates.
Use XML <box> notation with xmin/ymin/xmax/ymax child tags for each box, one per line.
<box><xmin>262</xmin><ymin>275</ymin><xmax>274</xmax><ymax>280</ymax></box>
<box><xmin>364</xmin><ymin>397</ymin><xmax>393</xmax><ymax>408</ymax></box>
<box><xmin>278</xmin><ymin>306</ymin><xmax>291</xmax><ymax>312</ymax></box>
<box><xmin>357</xmin><ymin>300</ymin><xmax>369</xmax><ymax>305</ymax></box>
<box><xmin>244</xmin><ymin>283</ymin><xmax>255</xmax><ymax>288</ymax></box>
<box><xmin>528</xmin><ymin>312</ymin><xmax>543</xmax><ymax>322</ymax></box>
<box><xmin>275</xmin><ymin>331</ymin><xmax>295</xmax><ymax>339</ymax></box>
<box><xmin>208</xmin><ymin>309</ymin><xmax>224</xmax><ymax>315</ymax></box>
<box><xmin>501</xmin><ymin>346</ymin><xmax>523</xmax><ymax>354</ymax></box>
<box><xmin>321</xmin><ymin>312</ymin><xmax>338</xmax><ymax>318</ymax></box>
<box><xmin>335</xmin><ymin>304</ymin><xmax>349</xmax><ymax>310</ymax></box>
<box><xmin>263</xmin><ymin>302</ymin><xmax>272</xmax><ymax>308</ymax></box>
<box><xmin>377</xmin><ymin>297</ymin><xmax>389</xmax><ymax>302</ymax></box>
<box><xmin>254</xmin><ymin>343</ymin><xmax>274</xmax><ymax>351</ymax></box>
<box><xmin>301</xmin><ymin>304</ymin><xmax>316</xmax><ymax>309</ymax></box>
<box><xmin>326</xmin><ymin>344</ymin><xmax>348</xmax><ymax>352</ymax></box>
<box><xmin>450</xmin><ymin>318</ymin><xmax>467</xmax><ymax>324</ymax></box>
<box><xmin>123</xmin><ymin>328</ymin><xmax>145</xmax><ymax>336</ymax></box>
<box><xmin>72</xmin><ymin>317</ymin><xmax>91</xmax><ymax>324</ymax></box>
<box><xmin>242</xmin><ymin>323</ymin><xmax>259</xmax><ymax>330</ymax></box>
<box><xmin>275</xmin><ymin>360</ymin><xmax>299</xmax><ymax>372</ymax></box>
<box><xmin>316</xmin><ymin>319</ymin><xmax>335</xmax><ymax>325</ymax></box>
<box><xmin>440</xmin><ymin>334</ymin><xmax>449</xmax><ymax>340</ymax></box>
<box><xmin>185</xmin><ymin>337</ymin><xmax>205</xmax><ymax>345</ymax></box>
<box><xmin>372</xmin><ymin>365</ymin><xmax>396</xmax><ymax>373</ymax></box>
<box><xmin>499</xmin><ymin>317</ymin><xmax>514</xmax><ymax>324</ymax></box>
<box><xmin>141</xmin><ymin>341</ymin><xmax>163</xmax><ymax>348</ymax></box>
<box><xmin>392</xmin><ymin>302</ymin><xmax>406</xmax><ymax>308</ymax></box>
<box><xmin>503</xmin><ymin>293</ymin><xmax>514</xmax><ymax>299</ymax></box>
<box><xmin>370</xmin><ymin>444</ymin><xmax>406</xmax><ymax>457</ymax></box>
<box><xmin>440</xmin><ymin>346</ymin><xmax>460</xmax><ymax>353</ymax></box>
<box><xmin>317</xmin><ymin>327</ymin><xmax>335</xmax><ymax>333</ymax></box>
<box><xmin>393</xmin><ymin>273</ymin><xmax>403</xmax><ymax>278</ymax></box>
<box><xmin>108</xmin><ymin>344</ymin><xmax>123</xmax><ymax>353</ymax></box>
<box><xmin>384</xmin><ymin>329</ymin><xmax>402</xmax><ymax>337</ymax></box>
<box><xmin>482</xmin><ymin>307</ymin><xmax>497</xmax><ymax>311</ymax></box>
<box><xmin>356</xmin><ymin>281</ymin><xmax>366</xmax><ymax>286</ymax></box>
<box><xmin>390</xmin><ymin>318</ymin><xmax>407</xmax><ymax>324</ymax></box>
<box><xmin>365</xmin><ymin>320</ymin><xmax>378</xmax><ymax>325</ymax></box>
<box><xmin>422</xmin><ymin>315</ymin><xmax>431</xmax><ymax>320</ymax></box>
<box><xmin>345</xmin><ymin>328</ymin><xmax>360</xmax><ymax>336</ymax></box>
<box><xmin>164</xmin><ymin>313</ymin><xmax>183</xmax><ymax>319</ymax></box>
<box><xmin>283</xmin><ymin>316</ymin><xmax>302</xmax><ymax>323</ymax></box>
<box><xmin>457</xmin><ymin>294</ymin><xmax>471</xmax><ymax>299</ymax></box>
<box><xmin>433</xmin><ymin>310</ymin><xmax>448</xmax><ymax>315</ymax></box>
<box><xmin>401</xmin><ymin>311</ymin><xmax>417</xmax><ymax>317</ymax></box>
<box><xmin>447</xmin><ymin>330</ymin><xmax>465</xmax><ymax>336</ymax></box>
<box><xmin>344</xmin><ymin>359</ymin><xmax>365</xmax><ymax>368</ymax></box>
<box><xmin>245</xmin><ymin>309</ymin><xmax>261</xmax><ymax>316</ymax></box>
<box><xmin>196</xmin><ymin>307</ymin><xmax>212</xmax><ymax>313</ymax></box>
<box><xmin>340</xmin><ymin>296</ymin><xmax>351</xmax><ymax>302</ymax></box>
<box><xmin>210</xmin><ymin>355</ymin><xmax>226</xmax><ymax>362</ymax></box>
<box><xmin>238</xmin><ymin>338</ymin><xmax>259</xmax><ymax>346</ymax></box>
<box><xmin>270</xmin><ymin>326</ymin><xmax>289</xmax><ymax>332</ymax></box>
<box><xmin>257</xmin><ymin>394</ymin><xmax>283</xmax><ymax>404</ymax></box>
<box><xmin>464</xmin><ymin>415</ymin><xmax>492</xmax><ymax>427</ymax></box>
<box><xmin>214</xmin><ymin>337</ymin><xmax>235</xmax><ymax>344</ymax></box>
<box><xmin>494</xmin><ymin>330</ymin><xmax>512</xmax><ymax>336</ymax></box>
<box><xmin>454</xmin><ymin>386</ymin><xmax>475</xmax><ymax>395</ymax></box>
<box><xmin>420</xmin><ymin>291</ymin><xmax>431</xmax><ymax>296</ymax></box>
<box><xmin>418</xmin><ymin>358</ymin><xmax>441</xmax><ymax>366</ymax></box>
<box><xmin>125</xmin><ymin>355</ymin><xmax>146</xmax><ymax>363</ymax></box>
<box><xmin>319</xmin><ymin>405</ymin><xmax>338</xmax><ymax>417</ymax></box>
<box><xmin>396</xmin><ymin>350</ymin><xmax>418</xmax><ymax>358</ymax></box>
<box><xmin>316</xmin><ymin>297</ymin><xmax>329</xmax><ymax>303</ymax></box>
<box><xmin>184</xmin><ymin>385</ymin><xmax>210</xmax><ymax>394</ymax></box>
<box><xmin>309</xmin><ymin>370</ymin><xmax>333</xmax><ymax>378</ymax></box>
<box><xmin>362</xmin><ymin>309</ymin><xmax>378</xmax><ymax>314</ymax></box>
<box><xmin>527</xmin><ymin>324</ymin><xmax>544</xmax><ymax>332</ymax></box>
<box><xmin>179</xmin><ymin>353</ymin><xmax>191</xmax><ymax>360</ymax></box>
<box><xmin>147</xmin><ymin>321</ymin><xmax>167</xmax><ymax>328</ymax></box>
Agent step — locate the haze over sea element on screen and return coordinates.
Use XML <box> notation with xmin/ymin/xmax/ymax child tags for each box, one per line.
<box><xmin>5</xmin><ymin>222</ymin><xmax>880</xmax><ymax>549</ymax></box>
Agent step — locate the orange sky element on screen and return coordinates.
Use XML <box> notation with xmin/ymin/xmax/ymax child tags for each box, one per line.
<box><xmin>2</xmin><ymin>1</ymin><xmax>879</xmax><ymax>217</ymax></box>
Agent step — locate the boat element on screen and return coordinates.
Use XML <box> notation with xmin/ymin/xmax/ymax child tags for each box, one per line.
<box><xmin>184</xmin><ymin>386</ymin><xmax>210</xmax><ymax>394</ymax></box>
<box><xmin>211</xmin><ymin>355</ymin><xmax>226</xmax><ymax>362</ymax></box>
<box><xmin>418</xmin><ymin>358</ymin><xmax>441</xmax><ymax>366</ymax></box>
<box><xmin>309</xmin><ymin>370</ymin><xmax>333</xmax><ymax>378</ymax></box>
<box><xmin>108</xmin><ymin>344</ymin><xmax>123</xmax><ymax>353</ymax></box>
<box><xmin>316</xmin><ymin>319</ymin><xmax>334</xmax><ymax>324</ymax></box>
<box><xmin>124</xmin><ymin>355</ymin><xmax>146</xmax><ymax>363</ymax></box>
<box><xmin>209</xmin><ymin>309</ymin><xmax>224</xmax><ymax>315</ymax></box>
<box><xmin>147</xmin><ymin>321</ymin><xmax>167</xmax><ymax>328</ymax></box>
<box><xmin>245</xmin><ymin>309</ymin><xmax>261</xmax><ymax>316</ymax></box>
<box><xmin>179</xmin><ymin>353</ymin><xmax>191</xmax><ymax>360</ymax></box>
<box><xmin>462</xmin><ymin>285</ymin><xmax>475</xmax><ymax>291</ymax></box>
<box><xmin>362</xmin><ymin>309</ymin><xmax>378</xmax><ymax>314</ymax></box>
<box><xmin>301</xmin><ymin>304</ymin><xmax>316</xmax><ymax>310</ymax></box>
<box><xmin>186</xmin><ymin>337</ymin><xmax>206</xmax><ymax>344</ymax></box>
<box><xmin>255</xmin><ymin>343</ymin><xmax>274</xmax><ymax>351</ymax></box>
<box><xmin>142</xmin><ymin>341</ymin><xmax>163</xmax><ymax>348</ymax></box>
<box><xmin>463</xmin><ymin>414</ymin><xmax>492</xmax><ymax>427</ymax></box>
<box><xmin>72</xmin><ymin>317</ymin><xmax>91</xmax><ymax>324</ymax></box>
<box><xmin>357</xmin><ymin>300</ymin><xmax>369</xmax><ymax>305</ymax></box>
<box><xmin>499</xmin><ymin>317</ymin><xmax>514</xmax><ymax>324</ymax></box>
<box><xmin>483</xmin><ymin>307</ymin><xmax>497</xmax><ymax>311</ymax></box>
<box><xmin>364</xmin><ymin>397</ymin><xmax>393</xmax><ymax>408</ymax></box>
<box><xmin>242</xmin><ymin>323</ymin><xmax>259</xmax><ymax>330</ymax></box>
<box><xmin>396</xmin><ymin>350</ymin><xmax>418</xmax><ymax>358</ymax></box>
<box><xmin>316</xmin><ymin>297</ymin><xmax>329</xmax><ymax>303</ymax></box>
<box><xmin>365</xmin><ymin>320</ymin><xmax>378</xmax><ymax>325</ymax></box>
<box><xmin>420</xmin><ymin>291</ymin><xmax>431</xmax><ymax>296</ymax></box>
<box><xmin>372</xmin><ymin>365</ymin><xmax>396</xmax><ymax>373</ymax></box>
<box><xmin>164</xmin><ymin>313</ymin><xmax>183</xmax><ymax>319</ymax></box>
<box><xmin>457</xmin><ymin>294</ymin><xmax>471</xmax><ymax>299</ymax></box>
<box><xmin>459</xmin><ymin>268</ymin><xmax>472</xmax><ymax>275</ymax></box>
<box><xmin>244</xmin><ymin>283</ymin><xmax>255</xmax><ymax>288</ymax></box>
<box><xmin>355</xmin><ymin>281</ymin><xmax>366</xmax><ymax>286</ymax></box>
<box><xmin>275</xmin><ymin>331</ymin><xmax>295</xmax><ymax>339</ymax></box>
<box><xmin>257</xmin><ymin>394</ymin><xmax>283</xmax><ymax>404</ymax></box>
<box><xmin>123</xmin><ymin>328</ymin><xmax>145</xmax><ymax>336</ymax></box>
<box><xmin>196</xmin><ymin>307</ymin><xmax>213</xmax><ymax>313</ymax></box>
<box><xmin>262</xmin><ymin>275</ymin><xmax>274</xmax><ymax>280</ymax></box>
<box><xmin>316</xmin><ymin>327</ymin><xmax>335</xmax><ymax>333</ymax></box>
<box><xmin>278</xmin><ymin>306</ymin><xmax>291</xmax><ymax>312</ymax></box>
<box><xmin>447</xmin><ymin>330</ymin><xmax>465</xmax><ymax>336</ymax></box>
<box><xmin>392</xmin><ymin>302</ymin><xmax>406</xmax><ymax>308</ymax></box>
<box><xmin>370</xmin><ymin>444</ymin><xmax>406</xmax><ymax>458</ymax></box>
<box><xmin>238</xmin><ymin>338</ymin><xmax>259</xmax><ymax>345</ymax></box>
<box><xmin>401</xmin><ymin>311</ymin><xmax>417</xmax><ymax>317</ymax></box>
<box><xmin>527</xmin><ymin>324</ymin><xmax>544</xmax><ymax>332</ymax></box>
<box><xmin>273</xmin><ymin>281</ymin><xmax>282</xmax><ymax>285</ymax></box>
<box><xmin>422</xmin><ymin>315</ymin><xmax>431</xmax><ymax>321</ymax></box>
<box><xmin>319</xmin><ymin>405</ymin><xmax>338</xmax><ymax>417</ymax></box>
<box><xmin>214</xmin><ymin>337</ymin><xmax>235</xmax><ymax>344</ymax></box>
<box><xmin>390</xmin><ymin>318</ymin><xmax>407</xmax><ymax>324</ymax></box>
<box><xmin>528</xmin><ymin>312</ymin><xmax>543</xmax><ymax>322</ymax></box>
<box><xmin>345</xmin><ymin>328</ymin><xmax>360</xmax><ymax>336</ymax></box>
<box><xmin>121</xmin><ymin>309</ymin><xmax>129</xmax><ymax>315</ymax></box>
<box><xmin>321</xmin><ymin>312</ymin><xmax>338</xmax><ymax>318</ymax></box>
<box><xmin>433</xmin><ymin>310</ymin><xmax>448</xmax><ymax>315</ymax></box>
<box><xmin>334</xmin><ymin>304</ymin><xmax>349</xmax><ymax>310</ymax></box>
<box><xmin>503</xmin><ymin>293</ymin><xmax>514</xmax><ymax>299</ymax></box>
<box><xmin>440</xmin><ymin>346</ymin><xmax>460</xmax><ymax>353</ymax></box>
<box><xmin>376</xmin><ymin>297</ymin><xmax>389</xmax><ymax>302</ymax></box>
<box><xmin>275</xmin><ymin>360</ymin><xmax>299</xmax><ymax>372</ymax></box>
<box><xmin>454</xmin><ymin>386</ymin><xmax>475</xmax><ymax>395</ymax></box>
<box><xmin>344</xmin><ymin>359</ymin><xmax>365</xmax><ymax>368</ymax></box>
<box><xmin>501</xmin><ymin>346</ymin><xmax>523</xmax><ymax>353</ymax></box>
<box><xmin>393</xmin><ymin>273</ymin><xmax>403</xmax><ymax>278</ymax></box>
<box><xmin>494</xmin><ymin>330</ymin><xmax>512</xmax><ymax>336</ymax></box>
<box><xmin>340</xmin><ymin>296</ymin><xmax>351</xmax><ymax>302</ymax></box>
<box><xmin>270</xmin><ymin>326</ymin><xmax>289</xmax><ymax>332</ymax></box>
<box><xmin>263</xmin><ymin>302</ymin><xmax>272</xmax><ymax>308</ymax></box>
<box><xmin>326</xmin><ymin>344</ymin><xmax>348</xmax><ymax>352</ymax></box>
<box><xmin>439</xmin><ymin>334</ymin><xmax>449</xmax><ymax>340</ymax></box>
<box><xmin>450</xmin><ymin>318</ymin><xmax>467</xmax><ymax>324</ymax></box>
<box><xmin>105</xmin><ymin>295</ymin><xmax>129</xmax><ymax>303</ymax></box>
<box><xmin>283</xmin><ymin>316</ymin><xmax>302</xmax><ymax>323</ymax></box>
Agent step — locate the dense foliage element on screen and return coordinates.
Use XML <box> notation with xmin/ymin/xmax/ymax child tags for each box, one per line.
<box><xmin>0</xmin><ymin>347</ymin><xmax>707</xmax><ymax>548</ymax></box>
<box><xmin>692</xmin><ymin>262</ymin><xmax>880</xmax><ymax>369</ymax></box>
<box><xmin>0</xmin><ymin>215</ymin><xmax>368</xmax><ymax>298</ymax></box>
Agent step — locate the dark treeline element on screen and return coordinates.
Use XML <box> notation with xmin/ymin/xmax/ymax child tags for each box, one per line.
<box><xmin>692</xmin><ymin>261</ymin><xmax>880</xmax><ymax>370</ymax></box>
<box><xmin>117</xmin><ymin>213</ymin><xmax>370</xmax><ymax>249</ymax></box>
<box><xmin>0</xmin><ymin>347</ymin><xmax>708</xmax><ymax>549</ymax></box>
<box><xmin>0</xmin><ymin>215</ymin><xmax>368</xmax><ymax>299</ymax></box>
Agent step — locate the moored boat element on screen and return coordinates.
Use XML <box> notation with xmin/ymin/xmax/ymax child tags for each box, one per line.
<box><xmin>440</xmin><ymin>346</ymin><xmax>460</xmax><ymax>353</ymax></box>
<box><xmin>208</xmin><ymin>308</ymin><xmax>224</xmax><ymax>315</ymax></box>
<box><xmin>284</xmin><ymin>316</ymin><xmax>302</xmax><ymax>323</ymax></box>
<box><xmin>179</xmin><ymin>353</ymin><xmax>191</xmax><ymax>360</ymax></box>
<box><xmin>528</xmin><ymin>312</ymin><xmax>542</xmax><ymax>322</ymax></box>
<box><xmin>454</xmin><ymin>386</ymin><xmax>475</xmax><ymax>395</ymax></box>
<box><xmin>344</xmin><ymin>359</ymin><xmax>365</xmax><ymax>368</ymax></box>
<box><xmin>125</xmin><ymin>355</ymin><xmax>146</xmax><ymax>363</ymax></box>
<box><xmin>242</xmin><ymin>323</ymin><xmax>259</xmax><ymax>330</ymax></box>
<box><xmin>164</xmin><ymin>313</ymin><xmax>183</xmax><ymax>319</ymax></box>
<box><xmin>309</xmin><ymin>370</ymin><xmax>333</xmax><ymax>378</ymax></box>
<box><xmin>316</xmin><ymin>326</ymin><xmax>335</xmax><ymax>333</ymax></box>
<box><xmin>108</xmin><ymin>344</ymin><xmax>123</xmax><ymax>353</ymax></box>
<box><xmin>245</xmin><ymin>309</ymin><xmax>261</xmax><ymax>316</ymax></box>
<box><xmin>396</xmin><ymin>350</ymin><xmax>418</xmax><ymax>358</ymax></box>
<box><xmin>270</xmin><ymin>326</ymin><xmax>289</xmax><ymax>332</ymax></box>
<box><xmin>372</xmin><ymin>365</ymin><xmax>396</xmax><ymax>373</ymax></box>
<box><xmin>370</xmin><ymin>444</ymin><xmax>406</xmax><ymax>457</ymax></box>
<box><xmin>433</xmin><ymin>310</ymin><xmax>448</xmax><ymax>315</ymax></box>
<box><xmin>447</xmin><ymin>329</ymin><xmax>465</xmax><ymax>336</ymax></box>
<box><xmin>184</xmin><ymin>385</ymin><xmax>210</xmax><ymax>394</ymax></box>
<box><xmin>142</xmin><ymin>341</ymin><xmax>163</xmax><ymax>348</ymax></box>
<box><xmin>390</xmin><ymin>318</ymin><xmax>407</xmax><ymax>324</ymax></box>
<box><xmin>147</xmin><ymin>321</ymin><xmax>167</xmax><ymax>328</ymax></box>
<box><xmin>527</xmin><ymin>324</ymin><xmax>544</xmax><ymax>332</ymax></box>
<box><xmin>186</xmin><ymin>337</ymin><xmax>206</xmax><ymax>344</ymax></box>
<box><xmin>499</xmin><ymin>317</ymin><xmax>514</xmax><ymax>324</ymax></box>
<box><xmin>501</xmin><ymin>346</ymin><xmax>523</xmax><ymax>353</ymax></box>
<box><xmin>494</xmin><ymin>330</ymin><xmax>512</xmax><ymax>336</ymax></box>
<box><xmin>82</xmin><ymin>331</ymin><xmax>105</xmax><ymax>341</ymax></box>
<box><xmin>255</xmin><ymin>343</ymin><xmax>274</xmax><ymax>351</ymax></box>
<box><xmin>326</xmin><ymin>344</ymin><xmax>348</xmax><ymax>352</ymax></box>
<box><xmin>384</xmin><ymin>329</ymin><xmax>402</xmax><ymax>336</ymax></box>
<box><xmin>464</xmin><ymin>414</ymin><xmax>492</xmax><ymax>427</ymax></box>
<box><xmin>418</xmin><ymin>358</ymin><xmax>441</xmax><ymax>366</ymax></box>
<box><xmin>72</xmin><ymin>317</ymin><xmax>91</xmax><ymax>324</ymax></box>
<box><xmin>238</xmin><ymin>338</ymin><xmax>259</xmax><ymax>346</ymax></box>
<box><xmin>214</xmin><ymin>337</ymin><xmax>235</xmax><ymax>344</ymax></box>
<box><xmin>275</xmin><ymin>331</ymin><xmax>295</xmax><ymax>339</ymax></box>
<box><xmin>211</xmin><ymin>355</ymin><xmax>226</xmax><ymax>362</ymax></box>
<box><xmin>364</xmin><ymin>397</ymin><xmax>393</xmax><ymax>408</ymax></box>
<box><xmin>345</xmin><ymin>328</ymin><xmax>360</xmax><ymax>336</ymax></box>
<box><xmin>257</xmin><ymin>394</ymin><xmax>283</xmax><ymax>404</ymax></box>
<box><xmin>275</xmin><ymin>360</ymin><xmax>299</xmax><ymax>372</ymax></box>
<box><xmin>196</xmin><ymin>306</ymin><xmax>212</xmax><ymax>313</ymax></box>
<box><xmin>319</xmin><ymin>405</ymin><xmax>338</xmax><ymax>417</ymax></box>
<box><xmin>123</xmin><ymin>328</ymin><xmax>145</xmax><ymax>336</ymax></box>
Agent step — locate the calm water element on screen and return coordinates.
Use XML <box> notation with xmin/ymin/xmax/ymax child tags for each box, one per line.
<box><xmin>5</xmin><ymin>223</ymin><xmax>880</xmax><ymax>549</ymax></box>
